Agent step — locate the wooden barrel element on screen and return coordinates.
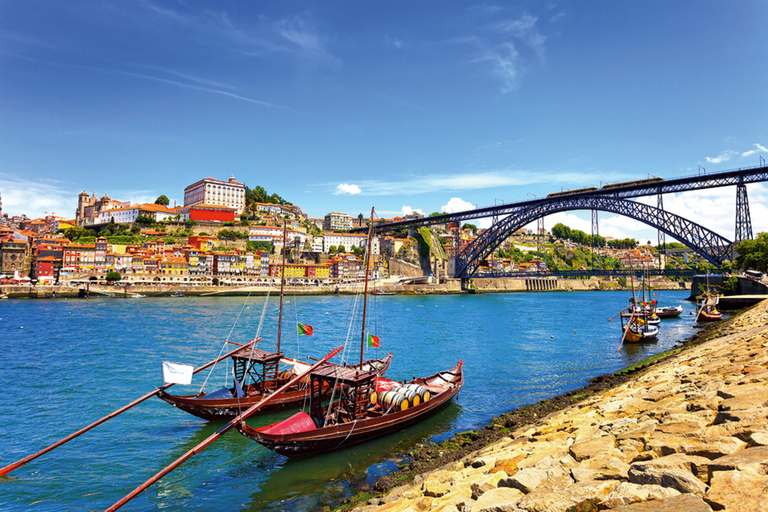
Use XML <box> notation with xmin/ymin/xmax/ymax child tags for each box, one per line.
<box><xmin>395</xmin><ymin>387</ymin><xmax>420</xmax><ymax>406</ymax></box>
<box><xmin>401</xmin><ymin>383</ymin><xmax>430</xmax><ymax>403</ymax></box>
<box><xmin>378</xmin><ymin>390</ymin><xmax>410</xmax><ymax>412</ymax></box>
<box><xmin>369</xmin><ymin>390</ymin><xmax>378</xmax><ymax>404</ymax></box>
<box><xmin>278</xmin><ymin>370</ymin><xmax>294</xmax><ymax>381</ymax></box>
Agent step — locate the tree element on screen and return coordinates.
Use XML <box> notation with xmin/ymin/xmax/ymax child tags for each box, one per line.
<box><xmin>155</xmin><ymin>195</ymin><xmax>170</xmax><ymax>206</ymax></box>
<box><xmin>464</xmin><ymin>223</ymin><xmax>478</xmax><ymax>234</ymax></box>
<box><xmin>184</xmin><ymin>219</ymin><xmax>197</xmax><ymax>228</ymax></box>
<box><xmin>135</xmin><ymin>215</ymin><xmax>155</xmax><ymax>225</ymax></box>
<box><xmin>105</xmin><ymin>271</ymin><xmax>122</xmax><ymax>283</ymax></box>
<box><xmin>130</xmin><ymin>225</ymin><xmax>141</xmax><ymax>235</ymax></box>
<box><xmin>734</xmin><ymin>233</ymin><xmax>768</xmax><ymax>273</ymax></box>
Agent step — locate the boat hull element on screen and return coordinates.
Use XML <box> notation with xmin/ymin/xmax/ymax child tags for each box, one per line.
<box><xmin>655</xmin><ymin>305</ymin><xmax>683</xmax><ymax>318</ymax></box>
<box><xmin>238</xmin><ymin>363</ymin><xmax>463</xmax><ymax>456</ymax></box>
<box><xmin>159</xmin><ymin>354</ymin><xmax>392</xmax><ymax>421</ymax></box>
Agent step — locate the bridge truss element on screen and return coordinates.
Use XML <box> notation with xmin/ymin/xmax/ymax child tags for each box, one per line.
<box><xmin>454</xmin><ymin>196</ymin><xmax>732</xmax><ymax>278</ymax></box>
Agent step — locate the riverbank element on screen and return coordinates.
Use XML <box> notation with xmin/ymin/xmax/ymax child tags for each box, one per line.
<box><xmin>343</xmin><ymin>298</ymin><xmax>768</xmax><ymax>512</ymax></box>
<box><xmin>0</xmin><ymin>277</ymin><xmax>690</xmax><ymax>299</ymax></box>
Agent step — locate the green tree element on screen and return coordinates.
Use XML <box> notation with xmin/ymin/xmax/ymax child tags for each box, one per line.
<box><xmin>105</xmin><ymin>271</ymin><xmax>122</xmax><ymax>283</ymax></box>
<box><xmin>154</xmin><ymin>195</ymin><xmax>170</xmax><ymax>206</ymax></box>
<box><xmin>135</xmin><ymin>215</ymin><xmax>155</xmax><ymax>225</ymax></box>
<box><xmin>734</xmin><ymin>233</ymin><xmax>768</xmax><ymax>273</ymax></box>
<box><xmin>184</xmin><ymin>219</ymin><xmax>197</xmax><ymax>228</ymax></box>
<box><xmin>464</xmin><ymin>223</ymin><xmax>478</xmax><ymax>233</ymax></box>
<box><xmin>130</xmin><ymin>225</ymin><xmax>141</xmax><ymax>235</ymax></box>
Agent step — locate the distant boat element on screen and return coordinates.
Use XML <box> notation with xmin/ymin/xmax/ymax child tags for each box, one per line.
<box><xmin>655</xmin><ymin>305</ymin><xmax>683</xmax><ymax>318</ymax></box>
<box><xmin>132</xmin><ymin>294</ymin><xmax>146</xmax><ymax>298</ymax></box>
<box><xmin>0</xmin><ymin>293</ymin><xmax>8</xmax><ymax>299</ymax></box>
<box><xmin>372</xmin><ymin>290</ymin><xmax>395</xmax><ymax>295</ymax></box>
<box><xmin>170</xmin><ymin>293</ymin><xmax>184</xmax><ymax>298</ymax></box>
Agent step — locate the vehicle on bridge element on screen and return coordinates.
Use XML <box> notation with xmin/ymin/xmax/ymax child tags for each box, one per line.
<box><xmin>601</xmin><ymin>177</ymin><xmax>663</xmax><ymax>190</ymax></box>
<box><xmin>546</xmin><ymin>186</ymin><xmax>598</xmax><ymax>199</ymax></box>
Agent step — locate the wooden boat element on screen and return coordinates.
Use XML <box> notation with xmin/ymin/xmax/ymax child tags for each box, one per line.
<box><xmin>697</xmin><ymin>297</ymin><xmax>722</xmax><ymax>321</ymax></box>
<box><xmin>623</xmin><ymin>316</ymin><xmax>659</xmax><ymax>342</ymax></box>
<box><xmin>237</xmin><ymin>207</ymin><xmax>461</xmax><ymax>456</ymax></box>
<box><xmin>158</xmin><ymin>350</ymin><xmax>392</xmax><ymax>420</ymax></box>
<box><xmin>236</xmin><ymin>360</ymin><xmax>463</xmax><ymax>456</ymax></box>
<box><xmin>654</xmin><ymin>305</ymin><xmax>683</xmax><ymax>317</ymax></box>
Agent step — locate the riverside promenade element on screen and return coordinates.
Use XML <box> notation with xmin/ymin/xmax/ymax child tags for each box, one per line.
<box><xmin>351</xmin><ymin>299</ymin><xmax>768</xmax><ymax>512</ymax></box>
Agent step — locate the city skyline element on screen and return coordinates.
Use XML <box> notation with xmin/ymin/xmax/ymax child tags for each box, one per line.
<box><xmin>2</xmin><ymin>1</ymin><xmax>767</xmax><ymax>243</ymax></box>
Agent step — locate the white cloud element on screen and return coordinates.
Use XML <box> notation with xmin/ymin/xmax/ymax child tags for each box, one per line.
<box><xmin>742</xmin><ymin>143</ymin><xmax>768</xmax><ymax>157</ymax></box>
<box><xmin>334</xmin><ymin>183</ymin><xmax>361</xmax><ymax>195</ymax></box>
<box><xmin>401</xmin><ymin>206</ymin><xmax>424</xmax><ymax>216</ymax></box>
<box><xmin>0</xmin><ymin>175</ymin><xmax>75</xmax><ymax>219</ymax></box>
<box><xmin>706</xmin><ymin>150</ymin><xmax>737</xmax><ymax>164</ymax></box>
<box><xmin>441</xmin><ymin>197</ymin><xmax>477</xmax><ymax>214</ymax></box>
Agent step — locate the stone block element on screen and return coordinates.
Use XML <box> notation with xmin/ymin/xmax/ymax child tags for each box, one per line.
<box><xmin>470</xmin><ymin>487</ymin><xmax>524</xmax><ymax>512</ymax></box>
<box><xmin>609</xmin><ymin>493</ymin><xmax>713</xmax><ymax>511</ymax></box>
<box><xmin>645</xmin><ymin>432</ymin><xmax>747</xmax><ymax>459</ymax></box>
<box><xmin>707</xmin><ymin>445</ymin><xmax>768</xmax><ymax>476</ymax></box>
<box><xmin>628</xmin><ymin>466</ymin><xmax>708</xmax><ymax>497</ymax></box>
<box><xmin>630</xmin><ymin>453</ymin><xmax>712</xmax><ymax>483</ymax></box>
<box><xmin>569</xmin><ymin>434</ymin><xmax>616</xmax><ymax>462</ymax></box>
<box><xmin>704</xmin><ymin>470</ymin><xmax>768</xmax><ymax>511</ymax></box>
<box><xmin>600</xmin><ymin>482</ymin><xmax>681</xmax><ymax>508</ymax></box>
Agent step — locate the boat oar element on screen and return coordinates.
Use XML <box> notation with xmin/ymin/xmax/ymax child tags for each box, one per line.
<box><xmin>0</xmin><ymin>338</ymin><xmax>260</xmax><ymax>477</ymax></box>
<box><xmin>104</xmin><ymin>345</ymin><xmax>343</xmax><ymax>512</ymax></box>
<box><xmin>608</xmin><ymin>305</ymin><xmax>632</xmax><ymax>322</ymax></box>
<box><xmin>617</xmin><ymin>311</ymin><xmax>636</xmax><ymax>352</ymax></box>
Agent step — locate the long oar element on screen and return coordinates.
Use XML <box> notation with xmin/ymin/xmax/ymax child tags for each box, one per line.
<box><xmin>104</xmin><ymin>345</ymin><xmax>343</xmax><ymax>512</ymax></box>
<box><xmin>0</xmin><ymin>338</ymin><xmax>260</xmax><ymax>477</ymax></box>
<box><xmin>617</xmin><ymin>311</ymin><xmax>636</xmax><ymax>352</ymax></box>
<box><xmin>608</xmin><ymin>305</ymin><xmax>632</xmax><ymax>322</ymax></box>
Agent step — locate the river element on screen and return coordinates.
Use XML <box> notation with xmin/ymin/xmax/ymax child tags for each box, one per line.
<box><xmin>0</xmin><ymin>290</ymin><xmax>702</xmax><ymax>511</ymax></box>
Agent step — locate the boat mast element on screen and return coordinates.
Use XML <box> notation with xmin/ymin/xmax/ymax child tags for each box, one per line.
<box><xmin>277</xmin><ymin>218</ymin><xmax>287</xmax><ymax>353</ymax></box>
<box><xmin>360</xmin><ymin>207</ymin><xmax>375</xmax><ymax>366</ymax></box>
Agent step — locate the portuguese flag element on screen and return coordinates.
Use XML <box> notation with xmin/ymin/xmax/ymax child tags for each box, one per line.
<box><xmin>297</xmin><ymin>323</ymin><xmax>314</xmax><ymax>336</ymax></box>
<box><xmin>367</xmin><ymin>334</ymin><xmax>380</xmax><ymax>347</ymax></box>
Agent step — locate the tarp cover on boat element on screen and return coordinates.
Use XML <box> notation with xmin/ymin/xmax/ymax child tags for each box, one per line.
<box><xmin>262</xmin><ymin>411</ymin><xmax>317</xmax><ymax>435</ymax></box>
<box><xmin>202</xmin><ymin>387</ymin><xmax>234</xmax><ymax>400</ymax></box>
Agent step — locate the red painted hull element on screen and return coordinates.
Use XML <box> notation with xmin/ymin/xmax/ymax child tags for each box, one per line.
<box><xmin>237</xmin><ymin>362</ymin><xmax>463</xmax><ymax>456</ymax></box>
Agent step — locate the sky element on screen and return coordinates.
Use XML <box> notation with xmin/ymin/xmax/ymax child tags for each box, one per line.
<box><xmin>1</xmin><ymin>1</ymin><xmax>767</xmax><ymax>244</ymax></box>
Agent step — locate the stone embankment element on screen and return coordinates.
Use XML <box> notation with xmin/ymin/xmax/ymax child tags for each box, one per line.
<box><xmin>352</xmin><ymin>299</ymin><xmax>768</xmax><ymax>512</ymax></box>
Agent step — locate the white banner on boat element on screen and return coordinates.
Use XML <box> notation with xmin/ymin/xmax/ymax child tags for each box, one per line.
<box><xmin>162</xmin><ymin>361</ymin><xmax>194</xmax><ymax>384</ymax></box>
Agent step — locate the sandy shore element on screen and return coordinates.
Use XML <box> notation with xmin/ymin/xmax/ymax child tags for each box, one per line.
<box><xmin>347</xmin><ymin>299</ymin><xmax>768</xmax><ymax>512</ymax></box>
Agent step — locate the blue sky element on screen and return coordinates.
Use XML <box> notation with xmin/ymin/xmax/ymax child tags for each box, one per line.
<box><xmin>1</xmin><ymin>1</ymin><xmax>767</xmax><ymax>243</ymax></box>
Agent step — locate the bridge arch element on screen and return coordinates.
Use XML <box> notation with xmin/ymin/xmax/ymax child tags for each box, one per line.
<box><xmin>455</xmin><ymin>195</ymin><xmax>732</xmax><ymax>277</ymax></box>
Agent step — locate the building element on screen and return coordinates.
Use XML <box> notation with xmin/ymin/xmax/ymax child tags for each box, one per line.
<box><xmin>184</xmin><ymin>176</ymin><xmax>246</xmax><ymax>215</ymax></box>
<box><xmin>92</xmin><ymin>203</ymin><xmax>177</xmax><ymax>225</ymax></box>
<box><xmin>171</xmin><ymin>204</ymin><xmax>235</xmax><ymax>223</ymax></box>
<box><xmin>76</xmin><ymin>191</ymin><xmax>125</xmax><ymax>226</ymax></box>
<box><xmin>323</xmin><ymin>212</ymin><xmax>352</xmax><ymax>231</ymax></box>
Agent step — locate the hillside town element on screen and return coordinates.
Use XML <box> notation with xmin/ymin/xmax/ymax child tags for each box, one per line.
<box><xmin>1</xmin><ymin>176</ymin><xmax>671</xmax><ymax>288</ymax></box>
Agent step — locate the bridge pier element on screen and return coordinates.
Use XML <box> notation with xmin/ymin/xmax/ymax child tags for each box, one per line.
<box><xmin>735</xmin><ymin>177</ymin><xmax>753</xmax><ymax>243</ymax></box>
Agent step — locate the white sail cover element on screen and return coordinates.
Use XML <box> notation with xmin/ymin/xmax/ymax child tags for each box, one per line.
<box><xmin>162</xmin><ymin>361</ymin><xmax>194</xmax><ymax>384</ymax></box>
<box><xmin>280</xmin><ymin>358</ymin><xmax>311</xmax><ymax>376</ymax></box>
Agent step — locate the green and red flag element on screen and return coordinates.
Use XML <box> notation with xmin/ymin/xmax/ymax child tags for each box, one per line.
<box><xmin>297</xmin><ymin>323</ymin><xmax>314</xmax><ymax>336</ymax></box>
<box><xmin>367</xmin><ymin>334</ymin><xmax>380</xmax><ymax>347</ymax></box>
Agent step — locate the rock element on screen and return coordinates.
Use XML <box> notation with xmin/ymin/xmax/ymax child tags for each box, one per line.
<box><xmin>491</xmin><ymin>455</ymin><xmax>524</xmax><ymax>476</ymax></box>
<box><xmin>610</xmin><ymin>493</ymin><xmax>713</xmax><ymax>511</ymax></box>
<box><xmin>381</xmin><ymin>484</ymin><xmax>409</xmax><ymax>503</ymax></box>
<box><xmin>572</xmin><ymin>456</ymin><xmax>630</xmax><ymax>482</ymax></box>
<box><xmin>628</xmin><ymin>466</ymin><xmax>708</xmax><ymax>497</ymax></box>
<box><xmin>423</xmin><ymin>476</ymin><xmax>453</xmax><ymax>498</ymax></box>
<box><xmin>569</xmin><ymin>434</ymin><xmax>616</xmax><ymax>462</ymax></box>
<box><xmin>749</xmin><ymin>429</ymin><xmax>768</xmax><ymax>446</ymax></box>
<box><xmin>601</xmin><ymin>482</ymin><xmax>681</xmax><ymax>508</ymax></box>
<box><xmin>706</xmin><ymin>445</ymin><xmax>768</xmax><ymax>476</ymax></box>
<box><xmin>645</xmin><ymin>432</ymin><xmax>747</xmax><ymax>459</ymax></box>
<box><xmin>515</xmin><ymin>479</ymin><xmax>618</xmax><ymax>512</ymax></box>
<box><xmin>630</xmin><ymin>453</ymin><xmax>712</xmax><ymax>483</ymax></box>
<box><xmin>470</xmin><ymin>482</ymin><xmax>494</xmax><ymax>500</ymax></box>
<box><xmin>704</xmin><ymin>470</ymin><xmax>768</xmax><ymax>511</ymax></box>
<box><xmin>501</xmin><ymin>467</ymin><xmax>548</xmax><ymax>494</ymax></box>
<box><xmin>470</xmin><ymin>487</ymin><xmax>524</xmax><ymax>512</ymax></box>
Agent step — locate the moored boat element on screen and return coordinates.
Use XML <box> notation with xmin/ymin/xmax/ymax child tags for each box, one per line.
<box><xmin>654</xmin><ymin>305</ymin><xmax>683</xmax><ymax>318</ymax></box>
<box><xmin>236</xmin><ymin>360</ymin><xmax>463</xmax><ymax>456</ymax></box>
<box><xmin>623</xmin><ymin>316</ymin><xmax>659</xmax><ymax>342</ymax></box>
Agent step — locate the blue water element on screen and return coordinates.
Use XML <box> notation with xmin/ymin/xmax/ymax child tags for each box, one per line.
<box><xmin>0</xmin><ymin>291</ymin><xmax>702</xmax><ymax>511</ymax></box>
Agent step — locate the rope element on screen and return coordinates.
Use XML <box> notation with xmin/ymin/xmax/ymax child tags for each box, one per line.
<box><xmin>198</xmin><ymin>291</ymin><xmax>253</xmax><ymax>394</ymax></box>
